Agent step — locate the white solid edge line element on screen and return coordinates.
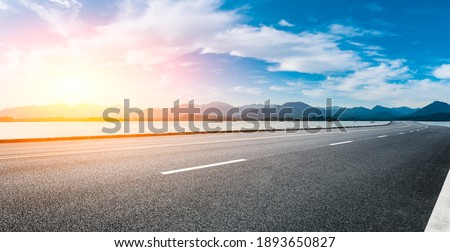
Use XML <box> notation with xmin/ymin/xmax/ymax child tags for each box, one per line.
<box><xmin>161</xmin><ymin>159</ymin><xmax>247</xmax><ymax>175</ymax></box>
<box><xmin>0</xmin><ymin>121</ymin><xmax>412</xmax><ymax>160</ymax></box>
<box><xmin>329</xmin><ymin>141</ymin><xmax>353</xmax><ymax>146</ymax></box>
<box><xmin>377</xmin><ymin>135</ymin><xmax>388</xmax><ymax>138</ymax></box>
<box><xmin>425</xmin><ymin>170</ymin><xmax>450</xmax><ymax>232</ymax></box>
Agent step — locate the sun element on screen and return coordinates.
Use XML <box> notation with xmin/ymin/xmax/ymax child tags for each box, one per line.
<box><xmin>59</xmin><ymin>78</ymin><xmax>89</xmax><ymax>105</ymax></box>
<box><xmin>63</xmin><ymin>80</ymin><xmax>84</xmax><ymax>93</ymax></box>
<box><xmin>42</xmin><ymin>67</ymin><xmax>118</xmax><ymax>106</ymax></box>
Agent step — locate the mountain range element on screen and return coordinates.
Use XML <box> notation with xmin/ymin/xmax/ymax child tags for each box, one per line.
<box><xmin>1</xmin><ymin>101</ymin><xmax>449</xmax><ymax>121</ymax></box>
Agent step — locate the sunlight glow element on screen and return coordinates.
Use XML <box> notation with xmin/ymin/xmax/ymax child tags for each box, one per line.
<box><xmin>61</xmin><ymin>79</ymin><xmax>87</xmax><ymax>105</ymax></box>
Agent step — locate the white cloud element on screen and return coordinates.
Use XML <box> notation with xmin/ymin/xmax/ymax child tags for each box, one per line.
<box><xmin>347</xmin><ymin>41</ymin><xmax>365</xmax><ymax>47</ymax></box>
<box><xmin>305</xmin><ymin>60</ymin><xmax>409</xmax><ymax>94</ymax></box>
<box><xmin>0</xmin><ymin>2</ymin><xmax>8</xmax><ymax>11</ymax></box>
<box><xmin>3</xmin><ymin>0</ymin><xmax>444</xmax><ymax>108</ymax></box>
<box><xmin>48</xmin><ymin>0</ymin><xmax>82</xmax><ymax>8</ymax></box>
<box><xmin>1</xmin><ymin>0</ymin><xmax>240</xmax><ymax>71</ymax></box>
<box><xmin>364</xmin><ymin>51</ymin><xmax>384</xmax><ymax>57</ymax></box>
<box><xmin>302</xmin><ymin>60</ymin><xmax>450</xmax><ymax>107</ymax></box>
<box><xmin>270</xmin><ymin>81</ymin><xmax>307</xmax><ymax>91</ymax></box>
<box><xmin>324</xmin><ymin>60</ymin><xmax>409</xmax><ymax>91</ymax></box>
<box><xmin>329</xmin><ymin>24</ymin><xmax>361</xmax><ymax>37</ymax></box>
<box><xmin>365</xmin><ymin>45</ymin><xmax>382</xmax><ymax>51</ymax></box>
<box><xmin>1</xmin><ymin>1</ymin><xmax>372</xmax><ymax>77</ymax></box>
<box><xmin>18</xmin><ymin>0</ymin><xmax>83</xmax><ymax>37</ymax></box>
<box><xmin>78</xmin><ymin>0</ymin><xmax>241</xmax><ymax>69</ymax></box>
<box><xmin>107</xmin><ymin>0</ymin><xmax>239</xmax><ymax>46</ymax></box>
<box><xmin>0</xmin><ymin>0</ymin><xmax>14</xmax><ymax>12</ymax></box>
<box><xmin>232</xmin><ymin>86</ymin><xmax>262</xmax><ymax>95</ymax></box>
<box><xmin>329</xmin><ymin>24</ymin><xmax>383</xmax><ymax>37</ymax></box>
<box><xmin>433</xmin><ymin>64</ymin><xmax>450</xmax><ymax>79</ymax></box>
<box><xmin>0</xmin><ymin>0</ymin><xmax>245</xmax><ymax>107</ymax></box>
<box><xmin>270</xmin><ymin>85</ymin><xmax>290</xmax><ymax>91</ymax></box>
<box><xmin>366</xmin><ymin>3</ymin><xmax>383</xmax><ymax>12</ymax></box>
<box><xmin>203</xmin><ymin>25</ymin><xmax>364</xmax><ymax>74</ymax></box>
<box><xmin>278</xmin><ymin>19</ymin><xmax>294</xmax><ymax>27</ymax></box>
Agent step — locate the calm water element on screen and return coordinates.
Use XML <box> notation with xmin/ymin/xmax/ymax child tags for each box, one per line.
<box><xmin>420</xmin><ymin>122</ymin><xmax>450</xmax><ymax>128</ymax></box>
<box><xmin>0</xmin><ymin>121</ymin><xmax>389</xmax><ymax>140</ymax></box>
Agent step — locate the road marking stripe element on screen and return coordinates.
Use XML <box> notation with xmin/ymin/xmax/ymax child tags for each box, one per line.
<box><xmin>410</xmin><ymin>131</ymin><xmax>414</xmax><ymax>133</ymax></box>
<box><xmin>398</xmin><ymin>132</ymin><xmax>405</xmax><ymax>135</ymax></box>
<box><xmin>426</xmin><ymin>170</ymin><xmax>450</xmax><ymax>232</ymax></box>
<box><xmin>329</xmin><ymin>141</ymin><xmax>353</xmax><ymax>146</ymax></box>
<box><xmin>161</xmin><ymin>159</ymin><xmax>247</xmax><ymax>175</ymax></box>
<box><xmin>377</xmin><ymin>135</ymin><xmax>388</xmax><ymax>138</ymax></box>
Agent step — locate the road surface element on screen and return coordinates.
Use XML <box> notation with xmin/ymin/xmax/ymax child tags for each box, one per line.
<box><xmin>1</xmin><ymin>121</ymin><xmax>449</xmax><ymax>231</ymax></box>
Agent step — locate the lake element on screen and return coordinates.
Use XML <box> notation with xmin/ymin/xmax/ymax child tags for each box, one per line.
<box><xmin>420</xmin><ymin>122</ymin><xmax>450</xmax><ymax>128</ymax></box>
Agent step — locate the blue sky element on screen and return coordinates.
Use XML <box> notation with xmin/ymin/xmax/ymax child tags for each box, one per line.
<box><xmin>0</xmin><ymin>0</ymin><xmax>449</xmax><ymax>108</ymax></box>
<box><xmin>218</xmin><ymin>0</ymin><xmax>450</xmax><ymax>107</ymax></box>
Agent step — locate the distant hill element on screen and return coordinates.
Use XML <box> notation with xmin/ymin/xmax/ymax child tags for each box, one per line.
<box><xmin>408</xmin><ymin>101</ymin><xmax>450</xmax><ymax>117</ymax></box>
<box><xmin>401</xmin><ymin>101</ymin><xmax>450</xmax><ymax>121</ymax></box>
<box><xmin>340</xmin><ymin>107</ymin><xmax>375</xmax><ymax>120</ymax></box>
<box><xmin>237</xmin><ymin>102</ymin><xmax>315</xmax><ymax>120</ymax></box>
<box><xmin>372</xmin><ymin>105</ymin><xmax>396</xmax><ymax>114</ymax></box>
<box><xmin>279</xmin><ymin>102</ymin><xmax>313</xmax><ymax>118</ymax></box>
<box><xmin>372</xmin><ymin>105</ymin><xmax>418</xmax><ymax>116</ymax></box>
<box><xmin>199</xmin><ymin>102</ymin><xmax>235</xmax><ymax>115</ymax></box>
<box><xmin>391</xmin><ymin>106</ymin><xmax>419</xmax><ymax>115</ymax></box>
<box><xmin>0</xmin><ymin>101</ymin><xmax>449</xmax><ymax>121</ymax></box>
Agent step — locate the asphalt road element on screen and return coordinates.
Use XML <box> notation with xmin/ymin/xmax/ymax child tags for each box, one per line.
<box><xmin>1</xmin><ymin>121</ymin><xmax>449</xmax><ymax>231</ymax></box>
